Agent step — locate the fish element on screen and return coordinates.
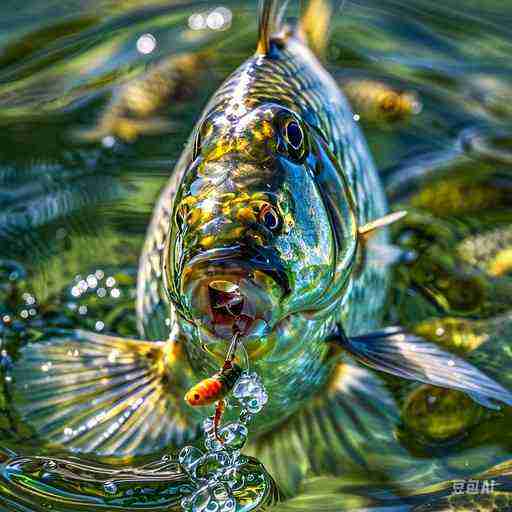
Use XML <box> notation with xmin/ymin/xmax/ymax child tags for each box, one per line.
<box><xmin>7</xmin><ymin>0</ymin><xmax>512</xmax><ymax>496</ymax></box>
<box><xmin>342</xmin><ymin>79</ymin><xmax>422</xmax><ymax>124</ymax></box>
<box><xmin>75</xmin><ymin>51</ymin><xmax>212</xmax><ymax>143</ymax></box>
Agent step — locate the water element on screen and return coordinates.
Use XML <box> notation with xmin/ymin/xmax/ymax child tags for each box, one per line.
<box><xmin>179</xmin><ymin>371</ymin><xmax>269</xmax><ymax>512</ymax></box>
<box><xmin>0</xmin><ymin>368</ymin><xmax>274</xmax><ymax>512</ymax></box>
<box><xmin>1</xmin><ymin>0</ymin><xmax>512</xmax><ymax>510</ymax></box>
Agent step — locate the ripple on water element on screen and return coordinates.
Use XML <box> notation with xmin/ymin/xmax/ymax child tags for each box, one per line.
<box><xmin>0</xmin><ymin>371</ymin><xmax>277</xmax><ymax>511</ymax></box>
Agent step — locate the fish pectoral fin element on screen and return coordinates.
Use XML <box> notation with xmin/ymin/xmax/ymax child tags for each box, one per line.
<box><xmin>245</xmin><ymin>355</ymin><xmax>402</xmax><ymax>497</ymax></box>
<box><xmin>358</xmin><ymin>210</ymin><xmax>407</xmax><ymax>242</ymax></box>
<box><xmin>332</xmin><ymin>325</ymin><xmax>512</xmax><ymax>410</ymax></box>
<box><xmin>7</xmin><ymin>330</ymin><xmax>198</xmax><ymax>456</ymax></box>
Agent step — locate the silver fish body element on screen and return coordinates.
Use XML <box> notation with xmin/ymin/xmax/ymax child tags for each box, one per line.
<box><xmin>137</xmin><ymin>35</ymin><xmax>388</xmax><ymax>432</ymax></box>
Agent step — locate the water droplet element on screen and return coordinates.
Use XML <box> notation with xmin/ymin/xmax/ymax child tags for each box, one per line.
<box><xmin>239</xmin><ymin>410</ymin><xmax>252</xmax><ymax>424</ymax></box>
<box><xmin>179</xmin><ymin>446</ymin><xmax>204</xmax><ymax>475</ymax></box>
<box><xmin>204</xmin><ymin>434</ymin><xmax>223</xmax><ymax>453</ymax></box>
<box><xmin>110</xmin><ymin>288</ymin><xmax>121</xmax><ymax>298</ymax></box>
<box><xmin>233</xmin><ymin>372</ymin><xmax>268</xmax><ymax>413</ymax></box>
<box><xmin>190</xmin><ymin>485</ymin><xmax>211</xmax><ymax>511</ymax></box>
<box><xmin>103</xmin><ymin>481</ymin><xmax>117</xmax><ymax>494</ymax></box>
<box><xmin>181</xmin><ymin>496</ymin><xmax>193</xmax><ymax>510</ymax></box>
<box><xmin>136</xmin><ymin>33</ymin><xmax>156</xmax><ymax>54</ymax></box>
<box><xmin>86</xmin><ymin>275</ymin><xmax>98</xmax><ymax>288</ymax></box>
<box><xmin>219</xmin><ymin>423</ymin><xmax>248</xmax><ymax>451</ymax></box>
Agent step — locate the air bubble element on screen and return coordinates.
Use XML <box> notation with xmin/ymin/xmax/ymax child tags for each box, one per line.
<box><xmin>179</xmin><ymin>446</ymin><xmax>204</xmax><ymax>476</ymax></box>
<box><xmin>219</xmin><ymin>423</ymin><xmax>248</xmax><ymax>451</ymax></box>
<box><xmin>233</xmin><ymin>372</ymin><xmax>268</xmax><ymax>413</ymax></box>
<box><xmin>179</xmin><ymin>368</ymin><xmax>268</xmax><ymax>510</ymax></box>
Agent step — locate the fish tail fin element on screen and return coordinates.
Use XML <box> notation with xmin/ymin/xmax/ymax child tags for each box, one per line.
<box><xmin>299</xmin><ymin>0</ymin><xmax>343</xmax><ymax>56</ymax></box>
<box><xmin>335</xmin><ymin>326</ymin><xmax>512</xmax><ymax>410</ymax></box>
<box><xmin>6</xmin><ymin>330</ymin><xmax>198</xmax><ymax>455</ymax></box>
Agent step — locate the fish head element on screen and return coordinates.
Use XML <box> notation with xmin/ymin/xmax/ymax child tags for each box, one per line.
<box><xmin>166</xmin><ymin>103</ymin><xmax>358</xmax><ymax>348</ymax></box>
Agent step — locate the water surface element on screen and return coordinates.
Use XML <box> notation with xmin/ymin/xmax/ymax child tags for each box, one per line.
<box><xmin>1</xmin><ymin>1</ymin><xmax>512</xmax><ymax>510</ymax></box>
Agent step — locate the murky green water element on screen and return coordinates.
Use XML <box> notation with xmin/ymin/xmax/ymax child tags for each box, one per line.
<box><xmin>1</xmin><ymin>0</ymin><xmax>512</xmax><ymax>510</ymax></box>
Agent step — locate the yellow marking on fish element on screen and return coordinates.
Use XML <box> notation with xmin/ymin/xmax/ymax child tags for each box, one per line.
<box><xmin>218</xmin><ymin>192</ymin><xmax>236</xmax><ymax>201</ymax></box>
<box><xmin>200</xmin><ymin>235</ymin><xmax>215</xmax><ymax>248</ymax></box>
<box><xmin>236</xmin><ymin>207</ymin><xmax>257</xmax><ymax>223</ymax></box>
<box><xmin>187</xmin><ymin>208</ymin><xmax>202</xmax><ymax>225</ymax></box>
<box><xmin>164</xmin><ymin>340</ymin><xmax>182</xmax><ymax>367</ymax></box>
<box><xmin>181</xmin><ymin>196</ymin><xmax>198</xmax><ymax>208</ymax></box>
<box><xmin>253</xmin><ymin>120</ymin><xmax>275</xmax><ymax>141</ymax></box>
<box><xmin>284</xmin><ymin>212</ymin><xmax>295</xmax><ymax>230</ymax></box>
<box><xmin>227</xmin><ymin>226</ymin><xmax>246</xmax><ymax>239</ymax></box>
<box><xmin>251</xmin><ymin>192</ymin><xmax>271</xmax><ymax>200</ymax></box>
<box><xmin>231</xmin><ymin>192</ymin><xmax>251</xmax><ymax>205</ymax></box>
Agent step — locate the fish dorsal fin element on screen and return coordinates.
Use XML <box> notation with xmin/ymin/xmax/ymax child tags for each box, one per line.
<box><xmin>256</xmin><ymin>0</ymin><xmax>281</xmax><ymax>55</ymax></box>
<box><xmin>299</xmin><ymin>0</ymin><xmax>342</xmax><ymax>57</ymax></box>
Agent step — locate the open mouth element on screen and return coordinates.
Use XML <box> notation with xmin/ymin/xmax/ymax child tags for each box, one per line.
<box><xmin>189</xmin><ymin>273</ymin><xmax>273</xmax><ymax>339</ymax></box>
<box><xmin>208</xmin><ymin>280</ymin><xmax>246</xmax><ymax>327</ymax></box>
<box><xmin>179</xmin><ymin>245</ymin><xmax>288</xmax><ymax>342</ymax></box>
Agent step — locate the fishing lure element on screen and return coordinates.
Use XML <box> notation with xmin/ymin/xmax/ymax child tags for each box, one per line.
<box><xmin>185</xmin><ymin>360</ymin><xmax>242</xmax><ymax>439</ymax></box>
<box><xmin>185</xmin><ymin>334</ymin><xmax>243</xmax><ymax>440</ymax></box>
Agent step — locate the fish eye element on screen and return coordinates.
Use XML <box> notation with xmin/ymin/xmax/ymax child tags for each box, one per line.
<box><xmin>279</xmin><ymin>116</ymin><xmax>307</xmax><ymax>162</ymax></box>
<box><xmin>284</xmin><ymin>120</ymin><xmax>303</xmax><ymax>150</ymax></box>
<box><xmin>258</xmin><ymin>203</ymin><xmax>281</xmax><ymax>231</ymax></box>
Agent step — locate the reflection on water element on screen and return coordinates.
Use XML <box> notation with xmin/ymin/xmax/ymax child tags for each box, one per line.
<box><xmin>1</xmin><ymin>0</ymin><xmax>512</xmax><ymax>510</ymax></box>
<box><xmin>0</xmin><ymin>452</ymin><xmax>275</xmax><ymax>511</ymax></box>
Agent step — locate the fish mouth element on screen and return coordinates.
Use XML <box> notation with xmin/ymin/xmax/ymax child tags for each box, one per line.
<box><xmin>181</xmin><ymin>246</ymin><xmax>288</xmax><ymax>340</ymax></box>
